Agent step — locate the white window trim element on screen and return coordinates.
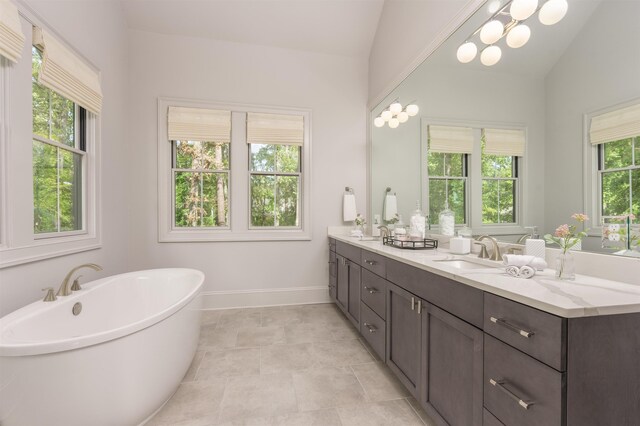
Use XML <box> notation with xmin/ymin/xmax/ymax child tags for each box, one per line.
<box><xmin>0</xmin><ymin>8</ymin><xmax>101</xmax><ymax>269</ymax></box>
<box><xmin>421</xmin><ymin>118</ymin><xmax>527</xmax><ymax>236</ymax></box>
<box><xmin>157</xmin><ymin>97</ymin><xmax>312</xmax><ymax>242</ymax></box>
<box><xmin>583</xmin><ymin>97</ymin><xmax>640</xmax><ymax>237</ymax></box>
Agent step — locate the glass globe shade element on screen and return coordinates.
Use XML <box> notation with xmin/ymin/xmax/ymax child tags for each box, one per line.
<box><xmin>388</xmin><ymin>118</ymin><xmax>400</xmax><ymax>129</ymax></box>
<box><xmin>457</xmin><ymin>42</ymin><xmax>478</xmax><ymax>63</ymax></box>
<box><xmin>406</xmin><ymin>104</ymin><xmax>419</xmax><ymax>117</ymax></box>
<box><xmin>510</xmin><ymin>0</ymin><xmax>538</xmax><ymax>21</ymax></box>
<box><xmin>389</xmin><ymin>102</ymin><xmax>403</xmax><ymax>114</ymax></box>
<box><xmin>487</xmin><ymin>0</ymin><xmax>502</xmax><ymax>14</ymax></box>
<box><xmin>397</xmin><ymin>111</ymin><xmax>409</xmax><ymax>123</ymax></box>
<box><xmin>539</xmin><ymin>0</ymin><xmax>568</xmax><ymax>25</ymax></box>
<box><xmin>381</xmin><ymin>110</ymin><xmax>393</xmax><ymax>121</ymax></box>
<box><xmin>480</xmin><ymin>20</ymin><xmax>504</xmax><ymax>45</ymax></box>
<box><xmin>374</xmin><ymin>117</ymin><xmax>385</xmax><ymax>128</ymax></box>
<box><xmin>506</xmin><ymin>24</ymin><xmax>531</xmax><ymax>48</ymax></box>
<box><xmin>480</xmin><ymin>45</ymin><xmax>502</xmax><ymax>66</ymax></box>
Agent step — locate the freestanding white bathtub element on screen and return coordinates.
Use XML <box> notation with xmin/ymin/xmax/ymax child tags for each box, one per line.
<box><xmin>0</xmin><ymin>268</ymin><xmax>203</xmax><ymax>426</ymax></box>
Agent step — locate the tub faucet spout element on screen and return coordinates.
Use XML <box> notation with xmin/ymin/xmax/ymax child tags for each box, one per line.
<box><xmin>57</xmin><ymin>263</ymin><xmax>103</xmax><ymax>297</ymax></box>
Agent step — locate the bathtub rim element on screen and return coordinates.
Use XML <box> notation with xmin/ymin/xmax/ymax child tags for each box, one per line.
<box><xmin>0</xmin><ymin>268</ymin><xmax>204</xmax><ymax>357</ymax></box>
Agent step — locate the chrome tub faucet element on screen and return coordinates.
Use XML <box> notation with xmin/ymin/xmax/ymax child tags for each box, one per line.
<box><xmin>57</xmin><ymin>263</ymin><xmax>103</xmax><ymax>297</ymax></box>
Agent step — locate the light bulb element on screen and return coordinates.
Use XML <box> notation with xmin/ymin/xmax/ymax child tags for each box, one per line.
<box><xmin>406</xmin><ymin>104</ymin><xmax>419</xmax><ymax>117</ymax></box>
<box><xmin>480</xmin><ymin>45</ymin><xmax>502</xmax><ymax>66</ymax></box>
<box><xmin>457</xmin><ymin>42</ymin><xmax>478</xmax><ymax>63</ymax></box>
<box><xmin>539</xmin><ymin>0</ymin><xmax>568</xmax><ymax>25</ymax></box>
<box><xmin>480</xmin><ymin>20</ymin><xmax>504</xmax><ymax>45</ymax></box>
<box><xmin>374</xmin><ymin>117</ymin><xmax>385</xmax><ymax>128</ymax></box>
<box><xmin>397</xmin><ymin>111</ymin><xmax>409</xmax><ymax>123</ymax></box>
<box><xmin>487</xmin><ymin>0</ymin><xmax>502</xmax><ymax>14</ymax></box>
<box><xmin>381</xmin><ymin>110</ymin><xmax>393</xmax><ymax>121</ymax></box>
<box><xmin>390</xmin><ymin>102</ymin><xmax>402</xmax><ymax>114</ymax></box>
<box><xmin>388</xmin><ymin>118</ymin><xmax>400</xmax><ymax>128</ymax></box>
<box><xmin>506</xmin><ymin>24</ymin><xmax>531</xmax><ymax>48</ymax></box>
<box><xmin>510</xmin><ymin>0</ymin><xmax>538</xmax><ymax>21</ymax></box>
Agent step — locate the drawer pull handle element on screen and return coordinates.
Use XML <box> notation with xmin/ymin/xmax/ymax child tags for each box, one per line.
<box><xmin>489</xmin><ymin>378</ymin><xmax>533</xmax><ymax>410</ymax></box>
<box><xmin>364</xmin><ymin>259</ymin><xmax>377</xmax><ymax>265</ymax></box>
<box><xmin>363</xmin><ymin>322</ymin><xmax>377</xmax><ymax>333</ymax></box>
<box><xmin>364</xmin><ymin>286</ymin><xmax>378</xmax><ymax>294</ymax></box>
<box><xmin>328</xmin><ymin>261</ymin><xmax>336</xmax><ymax>264</ymax></box>
<box><xmin>411</xmin><ymin>297</ymin><xmax>416</xmax><ymax>311</ymax></box>
<box><xmin>490</xmin><ymin>317</ymin><xmax>534</xmax><ymax>338</ymax></box>
<box><xmin>417</xmin><ymin>300</ymin><xmax>422</xmax><ymax>314</ymax></box>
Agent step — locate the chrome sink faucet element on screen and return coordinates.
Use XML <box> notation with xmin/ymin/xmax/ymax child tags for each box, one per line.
<box><xmin>57</xmin><ymin>263</ymin><xmax>103</xmax><ymax>297</ymax></box>
<box><xmin>475</xmin><ymin>235</ymin><xmax>503</xmax><ymax>262</ymax></box>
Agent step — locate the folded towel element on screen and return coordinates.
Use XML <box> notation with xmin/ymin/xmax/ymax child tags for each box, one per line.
<box><xmin>519</xmin><ymin>265</ymin><xmax>536</xmax><ymax>279</ymax></box>
<box><xmin>384</xmin><ymin>194</ymin><xmax>397</xmax><ymax>221</ymax></box>
<box><xmin>505</xmin><ymin>265</ymin><xmax>520</xmax><ymax>278</ymax></box>
<box><xmin>343</xmin><ymin>193</ymin><xmax>356</xmax><ymax>222</ymax></box>
<box><xmin>502</xmin><ymin>254</ymin><xmax>547</xmax><ymax>271</ymax></box>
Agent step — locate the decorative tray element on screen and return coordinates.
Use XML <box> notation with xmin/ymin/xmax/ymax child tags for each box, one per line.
<box><xmin>383</xmin><ymin>236</ymin><xmax>438</xmax><ymax>250</ymax></box>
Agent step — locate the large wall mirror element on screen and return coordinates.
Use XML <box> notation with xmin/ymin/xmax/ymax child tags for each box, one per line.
<box><xmin>370</xmin><ymin>0</ymin><xmax>640</xmax><ymax>256</ymax></box>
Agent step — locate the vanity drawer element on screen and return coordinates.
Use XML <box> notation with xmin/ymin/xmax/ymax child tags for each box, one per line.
<box><xmin>336</xmin><ymin>241</ymin><xmax>361</xmax><ymax>264</ymax></box>
<box><xmin>483</xmin><ymin>409</ymin><xmax>505</xmax><ymax>426</ymax></box>
<box><xmin>484</xmin><ymin>335</ymin><xmax>564</xmax><ymax>426</ymax></box>
<box><xmin>360</xmin><ymin>249</ymin><xmax>386</xmax><ymax>277</ymax></box>
<box><xmin>328</xmin><ymin>238</ymin><xmax>336</xmax><ymax>252</ymax></box>
<box><xmin>361</xmin><ymin>269</ymin><xmax>386</xmax><ymax>319</ymax></box>
<box><xmin>360</xmin><ymin>302</ymin><xmax>385</xmax><ymax>360</ymax></box>
<box><xmin>484</xmin><ymin>293</ymin><xmax>566</xmax><ymax>371</ymax></box>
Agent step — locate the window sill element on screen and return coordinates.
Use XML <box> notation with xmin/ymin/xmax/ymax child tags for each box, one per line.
<box><xmin>159</xmin><ymin>229</ymin><xmax>312</xmax><ymax>242</ymax></box>
<box><xmin>0</xmin><ymin>234</ymin><xmax>101</xmax><ymax>269</ymax></box>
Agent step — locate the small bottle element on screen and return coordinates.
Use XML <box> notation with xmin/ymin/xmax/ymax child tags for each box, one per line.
<box><xmin>409</xmin><ymin>201</ymin><xmax>426</xmax><ymax>239</ymax></box>
<box><xmin>438</xmin><ymin>203</ymin><xmax>455</xmax><ymax>236</ymax></box>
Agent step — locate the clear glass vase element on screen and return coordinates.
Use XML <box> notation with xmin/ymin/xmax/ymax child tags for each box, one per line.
<box><xmin>555</xmin><ymin>251</ymin><xmax>575</xmax><ymax>280</ymax></box>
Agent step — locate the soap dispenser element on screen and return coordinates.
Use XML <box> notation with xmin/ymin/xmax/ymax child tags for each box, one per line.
<box><xmin>524</xmin><ymin>226</ymin><xmax>546</xmax><ymax>258</ymax></box>
<box><xmin>409</xmin><ymin>201</ymin><xmax>426</xmax><ymax>239</ymax></box>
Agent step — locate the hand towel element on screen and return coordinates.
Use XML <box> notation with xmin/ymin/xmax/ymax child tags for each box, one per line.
<box><xmin>502</xmin><ymin>254</ymin><xmax>547</xmax><ymax>271</ymax></box>
<box><xmin>343</xmin><ymin>193</ymin><xmax>357</xmax><ymax>222</ymax></box>
<box><xmin>384</xmin><ymin>194</ymin><xmax>397</xmax><ymax>221</ymax></box>
<box><xmin>519</xmin><ymin>265</ymin><xmax>536</xmax><ymax>279</ymax></box>
<box><xmin>505</xmin><ymin>265</ymin><xmax>520</xmax><ymax>278</ymax></box>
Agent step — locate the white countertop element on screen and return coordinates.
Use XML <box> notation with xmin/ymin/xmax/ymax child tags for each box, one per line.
<box><xmin>329</xmin><ymin>232</ymin><xmax>640</xmax><ymax>318</ymax></box>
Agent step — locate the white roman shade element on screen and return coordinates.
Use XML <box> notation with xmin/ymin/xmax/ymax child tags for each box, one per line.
<box><xmin>247</xmin><ymin>113</ymin><xmax>304</xmax><ymax>146</ymax></box>
<box><xmin>483</xmin><ymin>128</ymin><xmax>526</xmax><ymax>156</ymax></box>
<box><xmin>590</xmin><ymin>103</ymin><xmax>640</xmax><ymax>145</ymax></box>
<box><xmin>428</xmin><ymin>125</ymin><xmax>474</xmax><ymax>154</ymax></box>
<box><xmin>0</xmin><ymin>0</ymin><xmax>24</xmax><ymax>63</ymax></box>
<box><xmin>168</xmin><ymin>107</ymin><xmax>231</xmax><ymax>142</ymax></box>
<box><xmin>32</xmin><ymin>27</ymin><xmax>102</xmax><ymax>115</ymax></box>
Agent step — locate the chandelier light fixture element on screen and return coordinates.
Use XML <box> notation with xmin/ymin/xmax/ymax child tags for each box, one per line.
<box><xmin>456</xmin><ymin>0</ymin><xmax>568</xmax><ymax>66</ymax></box>
<box><xmin>373</xmin><ymin>100</ymin><xmax>419</xmax><ymax>128</ymax></box>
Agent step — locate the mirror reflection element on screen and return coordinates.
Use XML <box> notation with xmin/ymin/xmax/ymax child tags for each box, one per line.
<box><xmin>370</xmin><ymin>0</ymin><xmax>640</xmax><ymax>256</ymax></box>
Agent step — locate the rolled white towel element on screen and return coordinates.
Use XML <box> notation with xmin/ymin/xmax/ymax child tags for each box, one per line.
<box><xmin>343</xmin><ymin>193</ymin><xmax>357</xmax><ymax>222</ymax></box>
<box><xmin>505</xmin><ymin>265</ymin><xmax>520</xmax><ymax>278</ymax></box>
<box><xmin>502</xmin><ymin>254</ymin><xmax>547</xmax><ymax>271</ymax></box>
<box><xmin>519</xmin><ymin>265</ymin><xmax>536</xmax><ymax>279</ymax></box>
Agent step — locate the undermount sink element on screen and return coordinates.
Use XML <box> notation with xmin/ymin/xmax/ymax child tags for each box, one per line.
<box><xmin>433</xmin><ymin>258</ymin><xmax>497</xmax><ymax>270</ymax></box>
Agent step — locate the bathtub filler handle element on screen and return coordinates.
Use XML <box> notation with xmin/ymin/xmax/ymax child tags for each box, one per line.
<box><xmin>57</xmin><ymin>264</ymin><xmax>103</xmax><ymax>297</ymax></box>
<box><xmin>42</xmin><ymin>287</ymin><xmax>57</xmax><ymax>302</ymax></box>
<box><xmin>71</xmin><ymin>275</ymin><xmax>83</xmax><ymax>292</ymax></box>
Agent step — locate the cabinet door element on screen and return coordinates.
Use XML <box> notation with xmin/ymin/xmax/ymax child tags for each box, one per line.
<box><xmin>336</xmin><ymin>255</ymin><xmax>348</xmax><ymax>311</ymax></box>
<box><xmin>347</xmin><ymin>261</ymin><xmax>361</xmax><ymax>326</ymax></box>
<box><xmin>421</xmin><ymin>303</ymin><xmax>483</xmax><ymax>426</ymax></box>
<box><xmin>386</xmin><ymin>282</ymin><xmax>422</xmax><ymax>398</ymax></box>
<box><xmin>328</xmin><ymin>251</ymin><xmax>337</xmax><ymax>302</ymax></box>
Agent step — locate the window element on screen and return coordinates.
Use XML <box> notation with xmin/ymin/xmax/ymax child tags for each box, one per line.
<box><xmin>158</xmin><ymin>99</ymin><xmax>311</xmax><ymax>242</ymax></box>
<box><xmin>598</xmin><ymin>137</ymin><xmax>639</xmax><ymax>219</ymax></box>
<box><xmin>481</xmin><ymin>138</ymin><xmax>517</xmax><ymax>224</ymax></box>
<box><xmin>427</xmin><ymin>152</ymin><xmax>467</xmax><ymax>225</ymax></box>
<box><xmin>32</xmin><ymin>47</ymin><xmax>85</xmax><ymax>235</ymax></box>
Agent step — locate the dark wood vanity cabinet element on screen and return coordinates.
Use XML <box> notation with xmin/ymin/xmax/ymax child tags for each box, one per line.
<box><xmin>328</xmin><ymin>239</ymin><xmax>336</xmax><ymax>302</ymax></box>
<box><xmin>334</xmin><ymin>241</ymin><xmax>361</xmax><ymax>328</ymax></box>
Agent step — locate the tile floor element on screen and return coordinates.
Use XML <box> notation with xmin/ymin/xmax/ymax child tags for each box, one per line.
<box><xmin>148</xmin><ymin>303</ymin><xmax>437</xmax><ymax>426</ymax></box>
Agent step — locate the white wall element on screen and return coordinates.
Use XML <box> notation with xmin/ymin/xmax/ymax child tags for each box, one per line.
<box><xmin>126</xmin><ymin>30</ymin><xmax>368</xmax><ymax>307</ymax></box>
<box><xmin>544</xmin><ymin>1</ymin><xmax>640</xmax><ymax>249</ymax></box>
<box><xmin>0</xmin><ymin>1</ymin><xmax>130</xmax><ymax>317</ymax></box>
<box><xmin>368</xmin><ymin>0</ymin><xmax>474</xmax><ymax>105</ymax></box>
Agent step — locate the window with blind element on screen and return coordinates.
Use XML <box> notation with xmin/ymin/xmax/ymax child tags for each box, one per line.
<box><xmin>158</xmin><ymin>99</ymin><xmax>311</xmax><ymax>241</ymax></box>
<box><xmin>590</xmin><ymin>103</ymin><xmax>640</xmax><ymax>222</ymax></box>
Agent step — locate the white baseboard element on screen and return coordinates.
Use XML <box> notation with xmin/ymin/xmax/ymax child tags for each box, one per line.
<box><xmin>200</xmin><ymin>285</ymin><xmax>331</xmax><ymax>310</ymax></box>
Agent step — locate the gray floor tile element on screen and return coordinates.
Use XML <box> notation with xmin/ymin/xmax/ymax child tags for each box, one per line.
<box><xmin>197</xmin><ymin>348</ymin><xmax>261</xmax><ymax>380</ymax></box>
<box><xmin>283</xmin><ymin>322</ymin><xmax>335</xmax><ymax>344</ymax></box>
<box><xmin>336</xmin><ymin>399</ymin><xmax>424</xmax><ymax>426</ymax></box>
<box><xmin>199</xmin><ymin>326</ymin><xmax>238</xmax><ymax>351</ymax></box>
<box><xmin>350</xmin><ymin>362</ymin><xmax>409</xmax><ymax>402</ymax></box>
<box><xmin>217</xmin><ymin>308</ymin><xmax>262</xmax><ymax>330</ymax></box>
<box><xmin>292</xmin><ymin>367</ymin><xmax>367</xmax><ymax>412</ymax></box>
<box><xmin>218</xmin><ymin>373</ymin><xmax>298</xmax><ymax>421</ymax></box>
<box><xmin>236</xmin><ymin>326</ymin><xmax>286</xmax><ymax>348</ymax></box>
<box><xmin>147</xmin><ymin>380</ymin><xmax>226</xmax><ymax>425</ymax></box>
<box><xmin>310</xmin><ymin>339</ymin><xmax>374</xmax><ymax>367</ymax></box>
<box><xmin>406</xmin><ymin>397</ymin><xmax>438</xmax><ymax>426</ymax></box>
<box><xmin>260</xmin><ymin>342</ymin><xmax>317</xmax><ymax>374</ymax></box>
<box><xmin>182</xmin><ymin>351</ymin><xmax>206</xmax><ymax>383</ymax></box>
<box><xmin>201</xmin><ymin>310</ymin><xmax>223</xmax><ymax>327</ymax></box>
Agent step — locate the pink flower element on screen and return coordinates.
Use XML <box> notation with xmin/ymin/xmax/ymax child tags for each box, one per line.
<box><xmin>555</xmin><ymin>224</ymin><xmax>570</xmax><ymax>238</ymax></box>
<box><xmin>571</xmin><ymin>213</ymin><xmax>589</xmax><ymax>223</ymax></box>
